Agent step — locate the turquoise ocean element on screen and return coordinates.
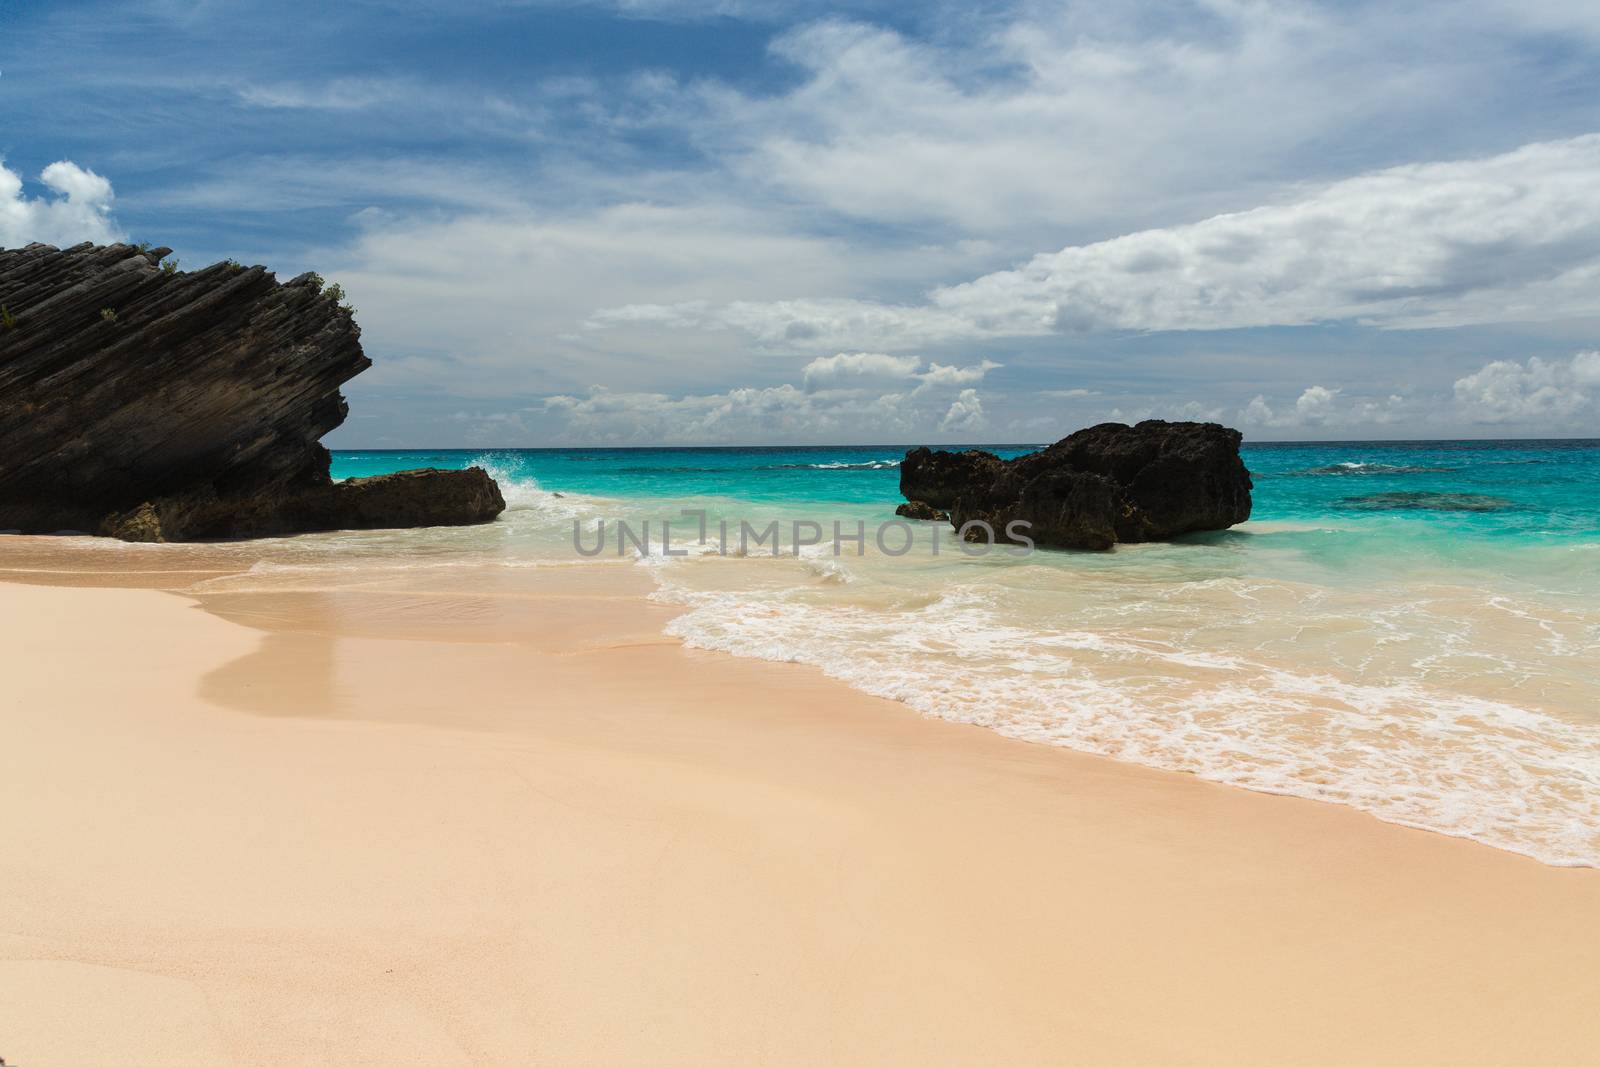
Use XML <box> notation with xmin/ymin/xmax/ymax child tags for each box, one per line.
<box><xmin>141</xmin><ymin>438</ymin><xmax>1598</xmax><ymax>865</ymax></box>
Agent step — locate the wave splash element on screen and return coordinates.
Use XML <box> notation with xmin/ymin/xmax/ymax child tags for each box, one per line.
<box><xmin>464</xmin><ymin>452</ymin><xmax>602</xmax><ymax>522</ymax></box>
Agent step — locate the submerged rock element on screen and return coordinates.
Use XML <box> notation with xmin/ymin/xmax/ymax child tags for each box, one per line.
<box><xmin>1287</xmin><ymin>463</ymin><xmax>1462</xmax><ymax>476</ymax></box>
<box><xmin>0</xmin><ymin>242</ymin><xmax>505</xmax><ymax>540</ymax></box>
<box><xmin>1334</xmin><ymin>491</ymin><xmax>1513</xmax><ymax>513</ymax></box>
<box><xmin>899</xmin><ymin>420</ymin><xmax>1253</xmax><ymax>550</ymax></box>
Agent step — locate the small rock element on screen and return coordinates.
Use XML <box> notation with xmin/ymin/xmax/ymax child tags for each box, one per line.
<box><xmin>101</xmin><ymin>502</ymin><xmax>165</xmax><ymax>543</ymax></box>
<box><xmin>895</xmin><ymin>500</ymin><xmax>948</xmax><ymax>521</ymax></box>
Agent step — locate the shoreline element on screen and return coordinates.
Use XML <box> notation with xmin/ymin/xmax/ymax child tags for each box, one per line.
<box><xmin>3</xmin><ymin>556</ymin><xmax>1599</xmax><ymax>1063</ymax></box>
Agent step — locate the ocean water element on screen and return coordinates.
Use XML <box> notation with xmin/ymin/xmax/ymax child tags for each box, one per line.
<box><xmin>17</xmin><ymin>439</ymin><xmax>1593</xmax><ymax>864</ymax></box>
<box><xmin>7</xmin><ymin>434</ymin><xmax>1592</xmax><ymax>866</ymax></box>
<box><xmin>324</xmin><ymin>440</ymin><xmax>1600</xmax><ymax>866</ymax></box>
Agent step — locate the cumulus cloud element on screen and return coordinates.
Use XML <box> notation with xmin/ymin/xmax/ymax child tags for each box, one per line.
<box><xmin>319</xmin><ymin>196</ymin><xmax>1015</xmax><ymax>416</ymax></box>
<box><xmin>1108</xmin><ymin>400</ymin><xmax>1224</xmax><ymax>424</ymax></box>
<box><xmin>1243</xmin><ymin>386</ymin><xmax>1412</xmax><ymax>431</ymax></box>
<box><xmin>35</xmin><ymin>0</ymin><xmax>1589</xmax><ymax>446</ymax></box>
<box><xmin>1244</xmin><ymin>388</ymin><xmax>1330</xmax><ymax>427</ymax></box>
<box><xmin>1237</xmin><ymin>350</ymin><xmax>1600</xmax><ymax>435</ymax></box>
<box><xmin>939</xmin><ymin>388</ymin><xmax>985</xmax><ymax>433</ymax></box>
<box><xmin>917</xmin><ymin>359</ymin><xmax>1001</xmax><ymax>390</ymax></box>
<box><xmin>800</xmin><ymin>351</ymin><xmax>922</xmax><ymax>390</ymax></box>
<box><xmin>0</xmin><ymin>160</ymin><xmax>123</xmax><ymax>247</ymax></box>
<box><xmin>592</xmin><ymin>134</ymin><xmax>1600</xmax><ymax>349</ymax></box>
<box><xmin>797</xmin><ymin>352</ymin><xmax>1001</xmax><ymax>393</ymax></box>
<box><xmin>1294</xmin><ymin>386</ymin><xmax>1340</xmax><ymax>424</ymax></box>
<box><xmin>535</xmin><ymin>353</ymin><xmax>997</xmax><ymax>443</ymax></box>
<box><xmin>1453</xmin><ymin>351</ymin><xmax>1600</xmax><ymax>423</ymax></box>
<box><xmin>542</xmin><ymin>383</ymin><xmax>816</xmax><ymax>443</ymax></box>
<box><xmin>1241</xmin><ymin>395</ymin><xmax>1278</xmax><ymax>426</ymax></box>
<box><xmin>89</xmin><ymin>0</ymin><xmax>1588</xmax><ymax>447</ymax></box>
<box><xmin>539</xmin><ymin>381</ymin><xmax>945</xmax><ymax>444</ymax></box>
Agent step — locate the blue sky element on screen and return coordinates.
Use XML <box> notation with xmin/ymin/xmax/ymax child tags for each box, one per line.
<box><xmin>4</xmin><ymin>0</ymin><xmax>1600</xmax><ymax>444</ymax></box>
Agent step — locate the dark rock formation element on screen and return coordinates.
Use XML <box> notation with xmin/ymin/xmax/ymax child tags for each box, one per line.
<box><xmin>282</xmin><ymin>467</ymin><xmax>506</xmax><ymax>531</ymax></box>
<box><xmin>899</xmin><ymin>421</ymin><xmax>1253</xmax><ymax>550</ymax></box>
<box><xmin>99</xmin><ymin>467</ymin><xmax>507</xmax><ymax>543</ymax></box>
<box><xmin>894</xmin><ymin>500</ymin><xmax>949</xmax><ymax>522</ymax></box>
<box><xmin>0</xmin><ymin>242</ymin><xmax>505</xmax><ymax>540</ymax></box>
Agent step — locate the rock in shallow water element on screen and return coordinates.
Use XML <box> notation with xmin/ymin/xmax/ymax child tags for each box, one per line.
<box><xmin>894</xmin><ymin>500</ymin><xmax>950</xmax><ymax>521</ymax></box>
<box><xmin>284</xmin><ymin>467</ymin><xmax>507</xmax><ymax>531</ymax></box>
<box><xmin>98</xmin><ymin>467</ymin><xmax>507</xmax><ymax>542</ymax></box>
<box><xmin>0</xmin><ymin>242</ymin><xmax>505</xmax><ymax>540</ymax></box>
<box><xmin>898</xmin><ymin>420</ymin><xmax>1253</xmax><ymax>550</ymax></box>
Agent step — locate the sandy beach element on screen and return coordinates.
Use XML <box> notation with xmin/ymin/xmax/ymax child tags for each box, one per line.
<box><xmin>7</xmin><ymin>0</ymin><xmax>1600</xmax><ymax>1058</ymax></box>
<box><xmin>2</xmin><ymin>553</ymin><xmax>1597</xmax><ymax>1066</ymax></box>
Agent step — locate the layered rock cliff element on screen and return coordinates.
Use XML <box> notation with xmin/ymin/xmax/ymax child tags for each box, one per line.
<box><xmin>900</xmin><ymin>420</ymin><xmax>1253</xmax><ymax>550</ymax></box>
<box><xmin>0</xmin><ymin>241</ymin><xmax>504</xmax><ymax>540</ymax></box>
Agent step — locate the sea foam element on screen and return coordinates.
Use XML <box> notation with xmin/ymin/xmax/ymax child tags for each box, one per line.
<box><xmin>649</xmin><ymin>555</ymin><xmax>1600</xmax><ymax>867</ymax></box>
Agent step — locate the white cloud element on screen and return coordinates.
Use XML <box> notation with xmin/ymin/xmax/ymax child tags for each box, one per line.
<box><xmin>58</xmin><ymin>0</ymin><xmax>1595</xmax><ymax>446</ymax></box>
<box><xmin>1236</xmin><ymin>350</ymin><xmax>1600</xmax><ymax>435</ymax></box>
<box><xmin>609</xmin><ymin>0</ymin><xmax>1600</xmax><ymax>250</ymax></box>
<box><xmin>592</xmin><ymin>134</ymin><xmax>1600</xmax><ymax>349</ymax></box>
<box><xmin>531</xmin><ymin>352</ymin><xmax>996</xmax><ymax>444</ymax></box>
<box><xmin>1294</xmin><ymin>386</ymin><xmax>1341</xmax><ymax>424</ymax></box>
<box><xmin>537</xmin><ymin>381</ymin><xmax>936</xmax><ymax>444</ymax></box>
<box><xmin>1453</xmin><ymin>351</ymin><xmax>1600</xmax><ymax>423</ymax></box>
<box><xmin>1107</xmin><ymin>400</ymin><xmax>1224</xmax><ymax>424</ymax></box>
<box><xmin>319</xmin><ymin>197</ymin><xmax>1010</xmax><ymax>411</ymax></box>
<box><xmin>1242</xmin><ymin>395</ymin><xmax>1278</xmax><ymax>427</ymax></box>
<box><xmin>793</xmin><ymin>352</ymin><xmax>1001</xmax><ymax>390</ymax></box>
<box><xmin>800</xmin><ymin>351</ymin><xmax>921</xmax><ymax>390</ymax></box>
<box><xmin>939</xmin><ymin>388</ymin><xmax>985</xmax><ymax>433</ymax></box>
<box><xmin>586</xmin><ymin>296</ymin><xmax>974</xmax><ymax>351</ymax></box>
<box><xmin>796</xmin><ymin>352</ymin><xmax>1000</xmax><ymax>394</ymax></box>
<box><xmin>1242</xmin><ymin>386</ymin><xmax>1386</xmax><ymax>430</ymax></box>
<box><xmin>541</xmin><ymin>383</ymin><xmax>816</xmax><ymax>443</ymax></box>
<box><xmin>917</xmin><ymin>359</ymin><xmax>1001</xmax><ymax>390</ymax></box>
<box><xmin>694</xmin><ymin>6</ymin><xmax>1487</xmax><ymax>236</ymax></box>
<box><xmin>0</xmin><ymin>160</ymin><xmax>123</xmax><ymax>247</ymax></box>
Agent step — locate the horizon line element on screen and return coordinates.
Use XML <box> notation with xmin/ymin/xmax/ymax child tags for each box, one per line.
<box><xmin>328</xmin><ymin>435</ymin><xmax>1600</xmax><ymax>452</ymax></box>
